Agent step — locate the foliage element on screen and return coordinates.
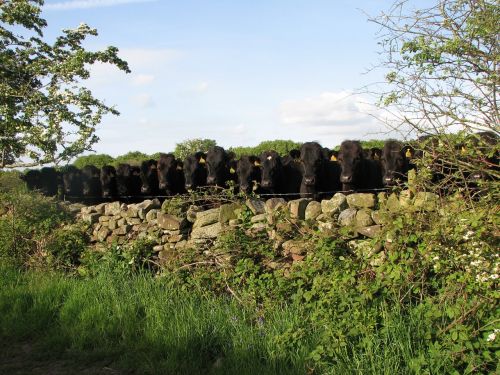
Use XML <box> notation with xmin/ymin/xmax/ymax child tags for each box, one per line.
<box><xmin>174</xmin><ymin>138</ymin><xmax>217</xmax><ymax>160</ymax></box>
<box><xmin>72</xmin><ymin>154</ymin><xmax>114</xmax><ymax>169</ymax></box>
<box><xmin>0</xmin><ymin>0</ymin><xmax>130</xmax><ymax>168</ymax></box>
<box><xmin>230</xmin><ymin>140</ymin><xmax>303</xmax><ymax>158</ymax></box>
<box><xmin>0</xmin><ymin>170</ymin><xmax>25</xmax><ymax>193</ymax></box>
<box><xmin>45</xmin><ymin>223</ymin><xmax>89</xmax><ymax>271</ymax></box>
<box><xmin>0</xmin><ymin>191</ymin><xmax>72</xmax><ymax>266</ymax></box>
<box><xmin>113</xmin><ymin>151</ymin><xmax>150</xmax><ymax>166</ymax></box>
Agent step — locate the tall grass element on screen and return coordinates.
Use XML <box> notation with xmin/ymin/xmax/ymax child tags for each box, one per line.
<box><xmin>0</xmin><ymin>265</ymin><xmax>314</xmax><ymax>375</ymax></box>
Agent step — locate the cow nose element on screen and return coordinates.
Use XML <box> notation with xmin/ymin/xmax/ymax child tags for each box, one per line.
<box><xmin>141</xmin><ymin>186</ymin><xmax>149</xmax><ymax>194</ymax></box>
<box><xmin>340</xmin><ymin>175</ymin><xmax>352</xmax><ymax>183</ymax></box>
<box><xmin>304</xmin><ymin>177</ymin><xmax>315</xmax><ymax>186</ymax></box>
<box><xmin>207</xmin><ymin>176</ymin><xmax>216</xmax><ymax>185</ymax></box>
<box><xmin>159</xmin><ymin>182</ymin><xmax>167</xmax><ymax>190</ymax></box>
<box><xmin>102</xmin><ymin>191</ymin><xmax>109</xmax><ymax>197</ymax></box>
<box><xmin>384</xmin><ymin>177</ymin><xmax>394</xmax><ymax>185</ymax></box>
<box><xmin>185</xmin><ymin>183</ymin><xmax>192</xmax><ymax>190</ymax></box>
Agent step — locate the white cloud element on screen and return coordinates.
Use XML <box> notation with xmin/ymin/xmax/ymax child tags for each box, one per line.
<box><xmin>132</xmin><ymin>93</ymin><xmax>154</xmax><ymax>108</ymax></box>
<box><xmin>132</xmin><ymin>74</ymin><xmax>155</xmax><ymax>85</ymax></box>
<box><xmin>277</xmin><ymin>91</ymin><xmax>400</xmax><ymax>146</ymax></box>
<box><xmin>193</xmin><ymin>81</ymin><xmax>209</xmax><ymax>93</ymax></box>
<box><xmin>45</xmin><ymin>0</ymin><xmax>156</xmax><ymax>10</ymax></box>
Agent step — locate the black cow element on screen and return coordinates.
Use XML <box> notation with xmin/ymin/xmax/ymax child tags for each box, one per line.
<box><xmin>62</xmin><ymin>165</ymin><xmax>83</xmax><ymax>199</ymax></box>
<box><xmin>380</xmin><ymin>140</ymin><xmax>412</xmax><ymax>187</ymax></box>
<box><xmin>236</xmin><ymin>155</ymin><xmax>261</xmax><ymax>195</ymax></box>
<box><xmin>299</xmin><ymin>142</ymin><xmax>341</xmax><ymax>200</ymax></box>
<box><xmin>369</xmin><ymin>147</ymin><xmax>382</xmax><ymax>161</ymax></box>
<box><xmin>140</xmin><ymin>159</ymin><xmax>159</xmax><ymax>196</ymax></box>
<box><xmin>338</xmin><ymin>140</ymin><xmax>383</xmax><ymax>192</ymax></box>
<box><xmin>22</xmin><ymin>169</ymin><xmax>42</xmax><ymax>191</ymax></box>
<box><xmin>183</xmin><ymin>151</ymin><xmax>208</xmax><ymax>191</ymax></box>
<box><xmin>206</xmin><ymin>146</ymin><xmax>236</xmax><ymax>188</ymax></box>
<box><xmin>157</xmin><ymin>153</ymin><xmax>186</xmax><ymax>195</ymax></box>
<box><xmin>100</xmin><ymin>165</ymin><xmax>117</xmax><ymax>199</ymax></box>
<box><xmin>116</xmin><ymin>163</ymin><xmax>142</xmax><ymax>198</ymax></box>
<box><xmin>81</xmin><ymin>165</ymin><xmax>102</xmax><ymax>200</ymax></box>
<box><xmin>38</xmin><ymin>167</ymin><xmax>60</xmax><ymax>196</ymax></box>
<box><xmin>260</xmin><ymin>150</ymin><xmax>301</xmax><ymax>197</ymax></box>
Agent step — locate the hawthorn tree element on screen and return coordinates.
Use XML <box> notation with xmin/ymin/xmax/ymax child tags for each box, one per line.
<box><xmin>371</xmin><ymin>0</ymin><xmax>499</xmax><ymax>191</ymax></box>
<box><xmin>174</xmin><ymin>138</ymin><xmax>217</xmax><ymax>160</ymax></box>
<box><xmin>0</xmin><ymin>0</ymin><xmax>130</xmax><ymax>168</ymax></box>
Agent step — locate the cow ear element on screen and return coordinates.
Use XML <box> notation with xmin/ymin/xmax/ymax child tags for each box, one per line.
<box><xmin>330</xmin><ymin>154</ymin><xmax>337</xmax><ymax>161</ymax></box>
<box><xmin>402</xmin><ymin>146</ymin><xmax>413</xmax><ymax>158</ymax></box>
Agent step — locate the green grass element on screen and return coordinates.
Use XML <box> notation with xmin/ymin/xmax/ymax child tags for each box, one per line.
<box><xmin>0</xmin><ymin>265</ymin><xmax>315</xmax><ymax>375</ymax></box>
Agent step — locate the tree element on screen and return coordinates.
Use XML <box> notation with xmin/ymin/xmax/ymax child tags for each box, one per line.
<box><xmin>230</xmin><ymin>140</ymin><xmax>302</xmax><ymax>158</ymax></box>
<box><xmin>73</xmin><ymin>154</ymin><xmax>114</xmax><ymax>169</ymax></box>
<box><xmin>113</xmin><ymin>151</ymin><xmax>150</xmax><ymax>166</ymax></box>
<box><xmin>373</xmin><ymin>0</ymin><xmax>498</xmax><ymax>136</ymax></box>
<box><xmin>174</xmin><ymin>139</ymin><xmax>217</xmax><ymax>160</ymax></box>
<box><xmin>0</xmin><ymin>0</ymin><xmax>130</xmax><ymax>168</ymax></box>
<box><xmin>371</xmin><ymin>0</ymin><xmax>499</xmax><ymax>187</ymax></box>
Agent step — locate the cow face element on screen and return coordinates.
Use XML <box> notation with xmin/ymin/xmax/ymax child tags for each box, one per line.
<box><xmin>206</xmin><ymin>146</ymin><xmax>231</xmax><ymax>186</ymax></box>
<box><xmin>23</xmin><ymin>169</ymin><xmax>42</xmax><ymax>191</ymax></box>
<box><xmin>100</xmin><ymin>165</ymin><xmax>117</xmax><ymax>198</ymax></box>
<box><xmin>183</xmin><ymin>152</ymin><xmax>207</xmax><ymax>190</ymax></box>
<box><xmin>81</xmin><ymin>165</ymin><xmax>101</xmax><ymax>196</ymax></box>
<box><xmin>140</xmin><ymin>159</ymin><xmax>158</xmax><ymax>195</ymax></box>
<box><xmin>157</xmin><ymin>153</ymin><xmax>179</xmax><ymax>191</ymax></box>
<box><xmin>62</xmin><ymin>166</ymin><xmax>82</xmax><ymax>196</ymax></box>
<box><xmin>260</xmin><ymin>151</ymin><xmax>282</xmax><ymax>190</ymax></box>
<box><xmin>300</xmin><ymin>142</ymin><xmax>325</xmax><ymax>187</ymax></box>
<box><xmin>237</xmin><ymin>155</ymin><xmax>261</xmax><ymax>194</ymax></box>
<box><xmin>370</xmin><ymin>148</ymin><xmax>382</xmax><ymax>161</ymax></box>
<box><xmin>338</xmin><ymin>140</ymin><xmax>364</xmax><ymax>186</ymax></box>
<box><xmin>380</xmin><ymin>140</ymin><xmax>409</xmax><ymax>186</ymax></box>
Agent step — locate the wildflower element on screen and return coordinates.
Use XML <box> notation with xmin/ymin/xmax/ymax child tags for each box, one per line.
<box><xmin>487</xmin><ymin>329</ymin><xmax>499</xmax><ymax>342</ymax></box>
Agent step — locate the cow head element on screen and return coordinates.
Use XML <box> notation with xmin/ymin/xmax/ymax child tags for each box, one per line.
<box><xmin>157</xmin><ymin>153</ymin><xmax>180</xmax><ymax>191</ymax></box>
<box><xmin>183</xmin><ymin>151</ymin><xmax>207</xmax><ymax>191</ymax></box>
<box><xmin>300</xmin><ymin>142</ymin><xmax>325</xmax><ymax>187</ymax></box>
<box><xmin>338</xmin><ymin>140</ymin><xmax>364</xmax><ymax>187</ymax></box>
<box><xmin>236</xmin><ymin>155</ymin><xmax>261</xmax><ymax>194</ymax></box>
<box><xmin>260</xmin><ymin>151</ymin><xmax>282</xmax><ymax>191</ymax></box>
<box><xmin>140</xmin><ymin>159</ymin><xmax>158</xmax><ymax>195</ymax></box>
<box><xmin>206</xmin><ymin>146</ymin><xmax>232</xmax><ymax>187</ymax></box>
<box><xmin>100</xmin><ymin>165</ymin><xmax>117</xmax><ymax>198</ymax></box>
<box><xmin>380</xmin><ymin>140</ymin><xmax>409</xmax><ymax>186</ymax></box>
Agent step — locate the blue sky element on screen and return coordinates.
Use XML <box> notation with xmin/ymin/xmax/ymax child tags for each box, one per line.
<box><xmin>42</xmin><ymin>0</ymin><xmax>398</xmax><ymax>156</ymax></box>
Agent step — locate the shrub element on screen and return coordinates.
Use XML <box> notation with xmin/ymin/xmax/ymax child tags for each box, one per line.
<box><xmin>73</xmin><ymin>154</ymin><xmax>114</xmax><ymax>169</ymax></box>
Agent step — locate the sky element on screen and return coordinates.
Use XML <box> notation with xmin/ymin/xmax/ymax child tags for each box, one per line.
<box><xmin>41</xmin><ymin>0</ymin><xmax>399</xmax><ymax>156</ymax></box>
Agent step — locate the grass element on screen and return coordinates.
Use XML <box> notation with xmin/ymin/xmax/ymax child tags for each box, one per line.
<box><xmin>0</xmin><ymin>265</ymin><xmax>314</xmax><ymax>375</ymax></box>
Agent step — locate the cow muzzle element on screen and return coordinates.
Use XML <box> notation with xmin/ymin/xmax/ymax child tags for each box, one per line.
<box><xmin>340</xmin><ymin>175</ymin><xmax>352</xmax><ymax>183</ymax></box>
<box><xmin>304</xmin><ymin>176</ymin><xmax>315</xmax><ymax>186</ymax></box>
<box><xmin>207</xmin><ymin>176</ymin><xmax>216</xmax><ymax>185</ymax></box>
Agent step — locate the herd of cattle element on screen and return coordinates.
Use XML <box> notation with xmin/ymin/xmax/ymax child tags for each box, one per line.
<box><xmin>21</xmin><ymin>134</ymin><xmax>498</xmax><ymax>202</ymax></box>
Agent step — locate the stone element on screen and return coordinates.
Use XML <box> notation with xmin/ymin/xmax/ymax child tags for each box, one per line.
<box><xmin>228</xmin><ymin>219</ymin><xmax>242</xmax><ymax>227</ymax></box>
<box><xmin>126</xmin><ymin>217</ymin><xmax>142</xmax><ymax>225</ymax></box>
<box><xmin>67</xmin><ymin>203</ymin><xmax>85</xmax><ymax>214</ymax></box>
<box><xmin>194</xmin><ymin>208</ymin><xmax>220</xmax><ymax>228</ymax></box>
<box><xmin>157</xmin><ymin>213</ymin><xmax>184</xmax><ymax>230</ymax></box>
<box><xmin>80</xmin><ymin>206</ymin><xmax>94</xmax><ymax>215</ymax></box>
<box><xmin>355</xmin><ymin>209</ymin><xmax>374</xmax><ymax>227</ymax></box>
<box><xmin>276</xmin><ymin>222</ymin><xmax>293</xmax><ymax>234</ymax></box>
<box><xmin>108</xmin><ymin>219</ymin><xmax>117</xmax><ymax>231</ymax></box>
<box><xmin>158</xmin><ymin>248</ymin><xmax>176</xmax><ymax>262</ymax></box>
<box><xmin>175</xmin><ymin>240</ymin><xmax>188</xmax><ymax>250</ymax></box>
<box><xmin>369</xmin><ymin>251</ymin><xmax>387</xmax><ymax>267</ymax></box>
<box><xmin>114</xmin><ymin>225</ymin><xmax>131</xmax><ymax>235</ymax></box>
<box><xmin>357</xmin><ymin>225</ymin><xmax>382</xmax><ymax>239</ymax></box>
<box><xmin>250</xmin><ymin>213</ymin><xmax>267</xmax><ymax>223</ymax></box>
<box><xmin>246</xmin><ymin>198</ymin><xmax>266</xmax><ymax>215</ymax></box>
<box><xmin>414</xmin><ymin>192</ymin><xmax>439</xmax><ymax>211</ymax></box>
<box><xmin>247</xmin><ymin>222</ymin><xmax>267</xmax><ymax>234</ymax></box>
<box><xmin>96</xmin><ymin>227</ymin><xmax>110</xmax><ymax>242</ymax></box>
<box><xmin>104</xmin><ymin>201</ymin><xmax>121</xmax><ymax>216</ymax></box>
<box><xmin>338</xmin><ymin>208</ymin><xmax>357</xmax><ymax>227</ymax></box>
<box><xmin>321</xmin><ymin>193</ymin><xmax>348</xmax><ymax>215</ymax></box>
<box><xmin>168</xmin><ymin>234</ymin><xmax>184</xmax><ymax>243</ymax></box>
<box><xmin>124</xmin><ymin>205</ymin><xmax>139</xmax><ymax>218</ymax></box>
<box><xmin>291</xmin><ymin>254</ymin><xmax>305</xmax><ymax>262</ymax></box>
<box><xmin>305</xmin><ymin>201</ymin><xmax>322</xmax><ymax>220</ymax></box>
<box><xmin>288</xmin><ymin>198</ymin><xmax>312</xmax><ymax>220</ymax></box>
<box><xmin>191</xmin><ymin>222</ymin><xmax>222</xmax><ymax>239</ymax></box>
<box><xmin>153</xmin><ymin>244</ymin><xmax>164</xmax><ymax>252</ymax></box>
<box><xmin>186</xmin><ymin>205</ymin><xmax>202</xmax><ymax>223</ymax></box>
<box><xmin>145</xmin><ymin>208</ymin><xmax>160</xmax><ymax>222</ymax></box>
<box><xmin>348</xmin><ymin>240</ymin><xmax>377</xmax><ymax>258</ymax></box>
<box><xmin>219</xmin><ymin>203</ymin><xmax>241</xmax><ymax>224</ymax></box>
<box><xmin>95</xmin><ymin>203</ymin><xmax>106</xmax><ymax>215</ymax></box>
<box><xmin>399</xmin><ymin>189</ymin><xmax>413</xmax><ymax>207</ymax></box>
<box><xmin>386</xmin><ymin>193</ymin><xmax>400</xmax><ymax>212</ymax></box>
<box><xmin>282</xmin><ymin>240</ymin><xmax>307</xmax><ymax>256</ymax></box>
<box><xmin>98</xmin><ymin>215</ymin><xmax>110</xmax><ymax>223</ymax></box>
<box><xmin>117</xmin><ymin>218</ymin><xmax>126</xmax><ymax>227</ymax></box>
<box><xmin>81</xmin><ymin>213</ymin><xmax>100</xmax><ymax>225</ymax></box>
<box><xmin>318</xmin><ymin>221</ymin><xmax>335</xmax><ymax>233</ymax></box>
<box><xmin>265</xmin><ymin>198</ymin><xmax>287</xmax><ymax>213</ymax></box>
<box><xmin>371</xmin><ymin>210</ymin><xmax>382</xmax><ymax>225</ymax></box>
<box><xmin>346</xmin><ymin>193</ymin><xmax>376</xmax><ymax>209</ymax></box>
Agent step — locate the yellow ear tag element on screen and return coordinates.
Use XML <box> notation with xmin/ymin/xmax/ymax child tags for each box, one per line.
<box><xmin>230</xmin><ymin>167</ymin><xmax>235</xmax><ymax>174</ymax></box>
<box><xmin>405</xmin><ymin>149</ymin><xmax>412</xmax><ymax>158</ymax></box>
<box><xmin>199</xmin><ymin>157</ymin><xmax>206</xmax><ymax>164</ymax></box>
<box><xmin>330</xmin><ymin>155</ymin><xmax>337</xmax><ymax>161</ymax></box>
<box><xmin>176</xmin><ymin>165</ymin><xmax>183</xmax><ymax>170</ymax></box>
<box><xmin>461</xmin><ymin>146</ymin><xmax>467</xmax><ymax>155</ymax></box>
<box><xmin>254</xmin><ymin>161</ymin><xmax>261</xmax><ymax>167</ymax></box>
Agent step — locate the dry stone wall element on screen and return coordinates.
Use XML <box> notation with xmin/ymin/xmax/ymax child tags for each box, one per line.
<box><xmin>75</xmin><ymin>190</ymin><xmax>441</xmax><ymax>265</ymax></box>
